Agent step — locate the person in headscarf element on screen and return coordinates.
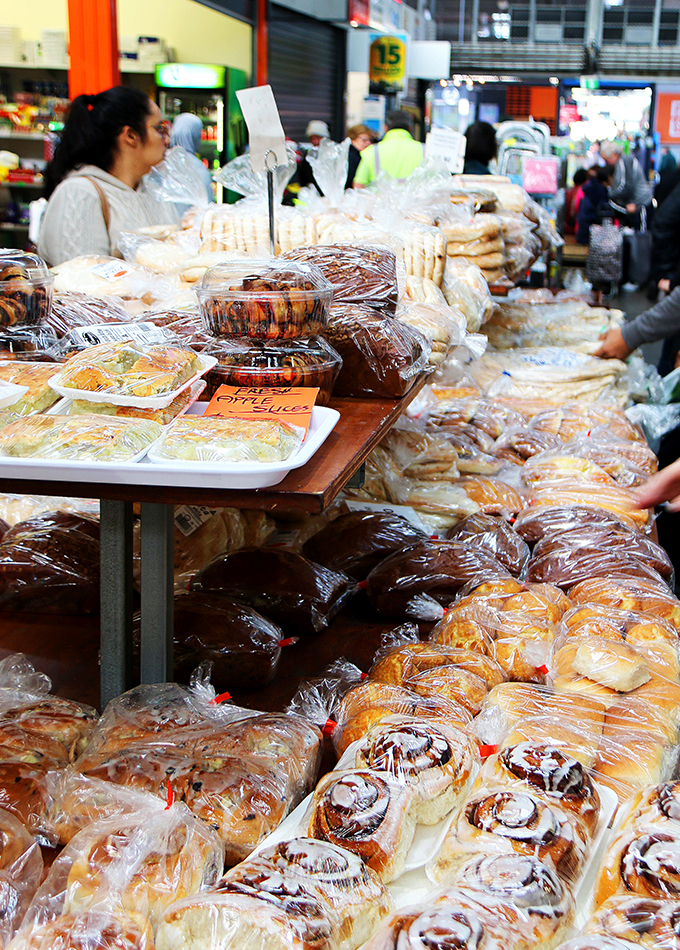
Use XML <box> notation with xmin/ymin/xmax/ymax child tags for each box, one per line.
<box><xmin>169</xmin><ymin>113</ymin><xmax>214</xmax><ymax>207</ymax></box>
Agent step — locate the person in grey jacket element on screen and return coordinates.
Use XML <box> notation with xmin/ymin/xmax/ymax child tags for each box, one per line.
<box><xmin>594</xmin><ymin>284</ymin><xmax>680</xmax><ymax>362</ymax></box>
<box><xmin>600</xmin><ymin>140</ymin><xmax>653</xmax><ymax>228</ymax></box>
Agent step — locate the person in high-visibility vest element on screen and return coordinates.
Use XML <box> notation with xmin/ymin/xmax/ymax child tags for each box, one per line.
<box><xmin>353</xmin><ymin>110</ymin><xmax>423</xmax><ymax>188</ymax></box>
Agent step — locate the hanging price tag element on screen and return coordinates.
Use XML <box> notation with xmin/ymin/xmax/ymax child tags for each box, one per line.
<box><xmin>204</xmin><ymin>384</ymin><xmax>318</xmax><ymax>435</ymax></box>
<box><xmin>236</xmin><ymin>85</ymin><xmax>288</xmax><ymax>174</ymax></box>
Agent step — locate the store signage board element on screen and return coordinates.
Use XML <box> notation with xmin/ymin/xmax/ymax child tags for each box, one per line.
<box><xmin>655</xmin><ymin>93</ymin><xmax>680</xmax><ymax>142</ymax></box>
<box><xmin>348</xmin><ymin>0</ymin><xmax>370</xmax><ymax>26</ymax></box>
<box><xmin>523</xmin><ymin>157</ymin><xmax>559</xmax><ymax>195</ymax></box>
<box><xmin>425</xmin><ymin>128</ymin><xmax>465</xmax><ymax>173</ymax></box>
<box><xmin>155</xmin><ymin>63</ymin><xmax>225</xmax><ymax>89</ymax></box>
<box><xmin>204</xmin><ymin>384</ymin><xmax>318</xmax><ymax>435</ymax></box>
<box><xmin>236</xmin><ymin>85</ymin><xmax>288</xmax><ymax>174</ymax></box>
<box><xmin>369</xmin><ymin>31</ymin><xmax>408</xmax><ymax>94</ymax></box>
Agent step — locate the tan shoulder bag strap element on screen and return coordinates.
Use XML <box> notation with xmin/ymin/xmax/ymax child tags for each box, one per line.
<box><xmin>84</xmin><ymin>176</ymin><xmax>111</xmax><ymax>232</ymax></box>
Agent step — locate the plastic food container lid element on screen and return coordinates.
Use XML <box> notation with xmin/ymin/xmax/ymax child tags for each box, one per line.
<box><xmin>203</xmin><ymin>335</ymin><xmax>342</xmax><ymax>370</ymax></box>
<box><xmin>194</xmin><ymin>259</ymin><xmax>333</xmax><ymax>298</ymax></box>
<box><xmin>0</xmin><ymin>251</ymin><xmax>51</xmax><ymax>281</ymax></box>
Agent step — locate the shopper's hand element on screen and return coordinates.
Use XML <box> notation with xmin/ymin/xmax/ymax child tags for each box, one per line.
<box><xmin>592</xmin><ymin>326</ymin><xmax>632</xmax><ymax>360</ymax></box>
<box><xmin>659</xmin><ymin>279</ymin><xmax>671</xmax><ymax>293</ymax></box>
<box><xmin>636</xmin><ymin>459</ymin><xmax>680</xmax><ymax>511</ymax></box>
<box><xmin>626</xmin><ymin>202</ymin><xmax>637</xmax><ymax>213</ymax></box>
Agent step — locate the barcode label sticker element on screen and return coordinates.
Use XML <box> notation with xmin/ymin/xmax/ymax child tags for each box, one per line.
<box><xmin>69</xmin><ymin>322</ymin><xmax>168</xmax><ymax>348</ymax></box>
<box><xmin>90</xmin><ymin>260</ymin><xmax>136</xmax><ymax>281</ymax></box>
<box><xmin>174</xmin><ymin>505</ymin><xmax>216</xmax><ymax>537</ymax></box>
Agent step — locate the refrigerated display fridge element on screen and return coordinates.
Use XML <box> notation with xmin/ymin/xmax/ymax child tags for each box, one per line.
<box><xmin>155</xmin><ymin>63</ymin><xmax>248</xmax><ymax>202</ymax></box>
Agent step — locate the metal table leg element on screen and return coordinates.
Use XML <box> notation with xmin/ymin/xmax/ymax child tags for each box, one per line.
<box><xmin>140</xmin><ymin>502</ymin><xmax>174</xmax><ymax>684</ymax></box>
<box><xmin>99</xmin><ymin>499</ymin><xmax>133</xmax><ymax>709</ymax></box>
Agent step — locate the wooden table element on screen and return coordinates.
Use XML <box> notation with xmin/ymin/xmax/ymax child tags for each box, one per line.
<box><xmin>0</xmin><ymin>386</ymin><xmax>427</xmax><ymax>706</ymax></box>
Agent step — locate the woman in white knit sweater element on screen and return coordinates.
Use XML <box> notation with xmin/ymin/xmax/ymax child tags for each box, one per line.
<box><xmin>38</xmin><ymin>86</ymin><xmax>172</xmax><ymax>266</ymax></box>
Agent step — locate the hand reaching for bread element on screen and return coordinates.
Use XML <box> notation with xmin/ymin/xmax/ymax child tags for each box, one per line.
<box><xmin>593</xmin><ymin>327</ymin><xmax>632</xmax><ymax>361</ymax></box>
<box><xmin>636</xmin><ymin>458</ymin><xmax>680</xmax><ymax>511</ymax></box>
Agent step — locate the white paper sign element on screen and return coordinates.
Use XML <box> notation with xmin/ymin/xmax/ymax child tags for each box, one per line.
<box><xmin>425</xmin><ymin>128</ymin><xmax>465</xmax><ymax>173</ymax></box>
<box><xmin>236</xmin><ymin>85</ymin><xmax>288</xmax><ymax>174</ymax></box>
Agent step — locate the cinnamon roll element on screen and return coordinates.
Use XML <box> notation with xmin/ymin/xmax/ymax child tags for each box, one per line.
<box><xmin>552</xmin><ymin>938</ymin><xmax>643</xmax><ymax>950</ymax></box>
<box><xmin>617</xmin><ymin>781</ymin><xmax>680</xmax><ymax>834</ymax></box>
<box><xmin>595</xmin><ymin>827</ymin><xmax>680</xmax><ymax>906</ymax></box>
<box><xmin>218</xmin><ymin>837</ymin><xmax>393</xmax><ymax>950</ymax></box>
<box><xmin>361</xmin><ymin>890</ymin><xmax>532</xmax><ymax>950</ymax></box>
<box><xmin>432</xmin><ymin>787</ymin><xmax>588</xmax><ymax>884</ymax></box>
<box><xmin>586</xmin><ymin>895</ymin><xmax>680</xmax><ymax>950</ymax></box>
<box><xmin>450</xmin><ymin>854</ymin><xmax>574</xmax><ymax>949</ymax></box>
<box><xmin>333</xmin><ymin>680</ymin><xmax>472</xmax><ymax>756</ymax></box>
<box><xmin>354</xmin><ymin>717</ymin><xmax>479</xmax><ymax>824</ymax></box>
<box><xmin>308</xmin><ymin>769</ymin><xmax>417</xmax><ymax>882</ymax></box>
<box><xmin>481</xmin><ymin>743</ymin><xmax>601</xmax><ymax>834</ymax></box>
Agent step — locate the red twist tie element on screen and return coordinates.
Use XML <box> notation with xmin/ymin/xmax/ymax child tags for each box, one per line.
<box><xmin>164</xmin><ymin>778</ymin><xmax>174</xmax><ymax>809</ymax></box>
<box><xmin>278</xmin><ymin>637</ymin><xmax>297</xmax><ymax>647</ymax></box>
<box><xmin>586</xmin><ymin>430</ymin><xmax>592</xmax><ymax>437</ymax></box>
<box><xmin>357</xmin><ymin>580</ymin><xmax>369</xmax><ymax>590</ymax></box>
<box><xmin>430</xmin><ymin>534</ymin><xmax>439</xmax><ymax>540</ymax></box>
<box><xmin>537</xmin><ymin>665</ymin><xmax>549</xmax><ymax>675</ymax></box>
<box><xmin>478</xmin><ymin>744</ymin><xmax>499</xmax><ymax>759</ymax></box>
<box><xmin>211</xmin><ymin>691</ymin><xmax>232</xmax><ymax>704</ymax></box>
<box><xmin>322</xmin><ymin>718</ymin><xmax>337</xmax><ymax>736</ymax></box>
<box><xmin>441</xmin><ymin>606</ymin><xmax>449</xmax><ymax>615</ymax></box>
<box><xmin>360</xmin><ymin>672</ymin><xmax>369</xmax><ymax>680</ymax></box>
<box><xmin>508</xmin><ymin>516</ymin><xmax>516</xmax><ymax>524</ymax></box>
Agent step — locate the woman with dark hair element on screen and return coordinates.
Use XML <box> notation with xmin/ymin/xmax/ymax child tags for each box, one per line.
<box><xmin>463</xmin><ymin>121</ymin><xmax>497</xmax><ymax>175</ymax></box>
<box><xmin>38</xmin><ymin>86</ymin><xmax>171</xmax><ymax>266</ymax></box>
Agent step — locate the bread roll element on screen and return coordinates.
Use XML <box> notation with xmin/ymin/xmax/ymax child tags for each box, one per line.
<box><xmin>571</xmin><ymin>638</ymin><xmax>651</xmax><ymax>692</ymax></box>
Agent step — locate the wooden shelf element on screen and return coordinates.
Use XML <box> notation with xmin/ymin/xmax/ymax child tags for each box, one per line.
<box><xmin>0</xmin><ymin>382</ymin><xmax>429</xmax><ymax>513</ymax></box>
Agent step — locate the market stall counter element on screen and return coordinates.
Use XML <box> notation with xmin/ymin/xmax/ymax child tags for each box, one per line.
<box><xmin>0</xmin><ymin>386</ymin><xmax>428</xmax><ymax>707</ymax></box>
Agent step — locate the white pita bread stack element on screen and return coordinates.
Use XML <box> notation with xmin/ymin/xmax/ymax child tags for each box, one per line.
<box><xmin>439</xmin><ymin>212</ymin><xmax>505</xmax><ymax>285</ymax></box>
<box><xmin>277</xmin><ymin>208</ymin><xmax>317</xmax><ymax>253</ymax></box>
<box><xmin>401</xmin><ymin>226</ymin><xmax>447</xmax><ymax>286</ymax></box>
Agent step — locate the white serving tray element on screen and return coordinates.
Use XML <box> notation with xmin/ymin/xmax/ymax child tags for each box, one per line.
<box><xmin>0</xmin><ymin>403</ymin><xmax>339</xmax><ymax>490</ymax></box>
<box><xmin>146</xmin><ymin>405</ymin><xmax>340</xmax><ymax>488</ymax></box>
<box><xmin>48</xmin><ymin>354</ymin><xmax>217</xmax><ymax>409</ymax></box>
<box><xmin>47</xmin><ymin>379</ymin><xmax>206</xmax><ymax>418</ymax></box>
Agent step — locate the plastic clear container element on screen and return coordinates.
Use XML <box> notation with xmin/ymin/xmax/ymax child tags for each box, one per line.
<box><xmin>0</xmin><ymin>326</ymin><xmax>58</xmax><ymax>360</ymax></box>
<box><xmin>203</xmin><ymin>336</ymin><xmax>342</xmax><ymax>406</ymax></box>
<box><xmin>0</xmin><ymin>251</ymin><xmax>54</xmax><ymax>329</ymax></box>
<box><xmin>195</xmin><ymin>259</ymin><xmax>332</xmax><ymax>340</ymax></box>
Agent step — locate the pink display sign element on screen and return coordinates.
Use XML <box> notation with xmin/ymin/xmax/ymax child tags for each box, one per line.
<box><xmin>523</xmin><ymin>157</ymin><xmax>559</xmax><ymax>195</ymax></box>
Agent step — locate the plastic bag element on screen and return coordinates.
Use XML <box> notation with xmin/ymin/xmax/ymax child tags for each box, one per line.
<box><xmin>0</xmin><ymin>808</ymin><xmax>43</xmax><ymax>948</ymax></box>
<box><xmin>151</xmin><ymin>415</ymin><xmax>303</xmax><ymax>464</ymax></box>
<box><xmin>301</xmin><ymin>509</ymin><xmax>427</xmax><ymax>580</ymax></box>
<box><xmin>47</xmin><ymin>293</ymin><xmax>131</xmax><ymax>338</ymax></box>
<box><xmin>141</xmin><ymin>146</ymin><xmax>212</xmax><ymax>216</ymax></box>
<box><xmin>396</xmin><ymin>299</ymin><xmax>467</xmax><ymax>367</ymax></box>
<box><xmin>0</xmin><ymin>512</ymin><xmax>100</xmax><ymax>614</ymax></box>
<box><xmin>50</xmin><ymin>257</ymin><xmax>181</xmax><ymax>312</ymax></box>
<box><xmin>156</xmin><ymin>837</ymin><xmax>392</xmax><ymax>950</ymax></box>
<box><xmin>400</xmin><ymin>225</ymin><xmax>448</xmax><ymax>285</ymax></box>
<box><xmin>513</xmin><ymin>504</ymin><xmax>650</xmax><ymax>544</ymax></box>
<box><xmin>568</xmin><ymin>576</ymin><xmax>680</xmax><ymax>633</ymax></box>
<box><xmin>365</xmin><ymin>539</ymin><xmax>511</xmax><ymax>619</ymax></box>
<box><xmin>0</xmin><ymin>327</ymin><xmax>58</xmax><ymax>361</ymax></box>
<box><xmin>431</xmin><ymin>781</ymin><xmax>590</xmax><ymax>886</ymax></box>
<box><xmin>625</xmin><ymin>403</ymin><xmax>680</xmax><ymax>455</ymax></box>
<box><xmin>191</xmin><ymin>548</ymin><xmax>355</xmax><ymax>635</ymax></box>
<box><xmin>526</xmin><ymin>522</ymin><xmax>673</xmax><ymax>590</ymax></box>
<box><xmin>442</xmin><ymin>258</ymin><xmax>494</xmax><ymax>333</ymax></box>
<box><xmin>213</xmin><ymin>145</ymin><xmax>297</xmax><ymax>203</ymax></box>
<box><xmin>305</xmin><ymin>137</ymin><xmax>351</xmax><ymax>208</ymax></box>
<box><xmin>0</xmin><ymin>414</ymin><xmax>162</xmax><ymax>463</ymax></box>
<box><xmin>447</xmin><ymin>512</ymin><xmax>530</xmax><ymax>577</ymax></box>
<box><xmin>18</xmin><ymin>805</ymin><xmax>222</xmax><ymax>938</ymax></box>
<box><xmin>282</xmin><ymin>243</ymin><xmax>399</xmax><ymax>312</ymax></box>
<box><xmin>164</xmin><ymin>591</ymin><xmax>286</xmax><ymax>691</ymax></box>
<box><xmin>323</xmin><ymin>303</ymin><xmax>429</xmax><ymax>398</ymax></box>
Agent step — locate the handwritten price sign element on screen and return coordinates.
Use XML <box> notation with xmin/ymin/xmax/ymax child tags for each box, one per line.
<box><xmin>204</xmin><ymin>384</ymin><xmax>319</xmax><ymax>434</ymax></box>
